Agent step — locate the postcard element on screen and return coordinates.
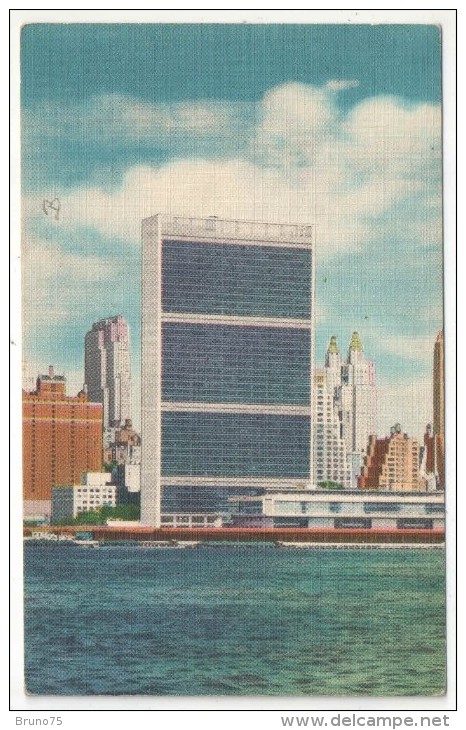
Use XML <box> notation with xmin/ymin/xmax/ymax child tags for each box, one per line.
<box><xmin>14</xmin><ymin>12</ymin><xmax>454</xmax><ymax>708</ymax></box>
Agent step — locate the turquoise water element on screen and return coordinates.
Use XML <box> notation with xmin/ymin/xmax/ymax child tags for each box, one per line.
<box><xmin>24</xmin><ymin>544</ymin><xmax>446</xmax><ymax>696</ymax></box>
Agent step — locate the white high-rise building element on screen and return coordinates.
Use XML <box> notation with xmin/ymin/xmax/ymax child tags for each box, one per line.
<box><xmin>324</xmin><ymin>332</ymin><xmax>377</xmax><ymax>487</ymax></box>
<box><xmin>141</xmin><ymin>215</ymin><xmax>315</xmax><ymax>527</ymax></box>
<box><xmin>85</xmin><ymin>315</ymin><xmax>132</xmax><ymax>430</ymax></box>
<box><xmin>314</xmin><ymin>368</ymin><xmax>351</xmax><ymax>489</ymax></box>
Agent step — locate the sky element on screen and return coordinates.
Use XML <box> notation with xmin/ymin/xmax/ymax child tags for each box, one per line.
<box><xmin>20</xmin><ymin>23</ymin><xmax>443</xmax><ymax>438</ymax></box>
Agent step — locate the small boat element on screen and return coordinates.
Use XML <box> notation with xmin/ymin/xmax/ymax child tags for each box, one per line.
<box><xmin>74</xmin><ymin>539</ymin><xmax>101</xmax><ymax>548</ymax></box>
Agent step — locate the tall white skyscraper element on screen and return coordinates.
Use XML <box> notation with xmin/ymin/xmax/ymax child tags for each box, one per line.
<box><xmin>85</xmin><ymin>315</ymin><xmax>132</xmax><ymax>430</ymax></box>
<box><xmin>324</xmin><ymin>332</ymin><xmax>377</xmax><ymax>487</ymax></box>
<box><xmin>141</xmin><ymin>215</ymin><xmax>315</xmax><ymax>527</ymax></box>
<box><xmin>314</xmin><ymin>368</ymin><xmax>351</xmax><ymax>489</ymax></box>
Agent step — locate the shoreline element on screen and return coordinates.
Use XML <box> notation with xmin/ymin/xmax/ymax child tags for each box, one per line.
<box><xmin>23</xmin><ymin>538</ymin><xmax>445</xmax><ymax>550</ymax></box>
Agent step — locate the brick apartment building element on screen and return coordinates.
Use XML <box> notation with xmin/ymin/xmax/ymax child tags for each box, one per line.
<box><xmin>23</xmin><ymin>366</ymin><xmax>103</xmax><ymax>520</ymax></box>
<box><xmin>358</xmin><ymin>424</ymin><xmax>426</xmax><ymax>492</ymax></box>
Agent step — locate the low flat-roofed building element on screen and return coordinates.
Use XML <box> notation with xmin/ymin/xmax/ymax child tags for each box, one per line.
<box><xmin>82</xmin><ymin>471</ymin><xmax>112</xmax><ymax>487</ymax></box>
<box><xmin>229</xmin><ymin>490</ymin><xmax>444</xmax><ymax>531</ymax></box>
<box><xmin>23</xmin><ymin>499</ymin><xmax>51</xmax><ymax>524</ymax></box>
<box><xmin>51</xmin><ymin>472</ymin><xmax>116</xmax><ymax>523</ymax></box>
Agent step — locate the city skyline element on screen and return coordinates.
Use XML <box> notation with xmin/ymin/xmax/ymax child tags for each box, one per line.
<box><xmin>21</xmin><ymin>24</ymin><xmax>443</xmax><ymax>439</ymax></box>
<box><xmin>23</xmin><ymin>322</ymin><xmax>441</xmax><ymax>442</ymax></box>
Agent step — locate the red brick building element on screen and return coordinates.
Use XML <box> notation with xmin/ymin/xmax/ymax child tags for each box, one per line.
<box><xmin>23</xmin><ymin>367</ymin><xmax>103</xmax><ymax>518</ymax></box>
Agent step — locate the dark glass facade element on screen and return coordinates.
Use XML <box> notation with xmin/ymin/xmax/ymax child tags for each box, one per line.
<box><xmin>396</xmin><ymin>518</ymin><xmax>434</xmax><ymax>530</ymax></box>
<box><xmin>162</xmin><ymin>240</ymin><xmax>313</xmax><ymax>319</ymax></box>
<box><xmin>162</xmin><ymin>323</ymin><xmax>311</xmax><ymax>405</ymax></box>
<box><xmin>145</xmin><ymin>227</ymin><xmax>314</xmax><ymax>519</ymax></box>
<box><xmin>334</xmin><ymin>517</ymin><xmax>372</xmax><ymax>529</ymax></box>
<box><xmin>142</xmin><ymin>219</ymin><xmax>314</xmax><ymax>525</ymax></box>
<box><xmin>425</xmin><ymin>503</ymin><xmax>444</xmax><ymax>514</ymax></box>
<box><xmin>161</xmin><ymin>412</ymin><xmax>311</xmax><ymax>478</ymax></box>
<box><xmin>161</xmin><ymin>486</ymin><xmax>264</xmax><ymax>514</ymax></box>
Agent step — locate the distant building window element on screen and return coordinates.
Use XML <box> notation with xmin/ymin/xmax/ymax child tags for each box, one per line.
<box><xmin>238</xmin><ymin>501</ymin><xmax>263</xmax><ymax>515</ymax></box>
<box><xmin>334</xmin><ymin>517</ymin><xmax>372</xmax><ymax>529</ymax></box>
<box><xmin>329</xmin><ymin>502</ymin><xmax>342</xmax><ymax>513</ymax></box>
<box><xmin>396</xmin><ymin>518</ymin><xmax>434</xmax><ymax>530</ymax></box>
<box><xmin>363</xmin><ymin>502</ymin><xmax>401</xmax><ymax>513</ymax></box>
<box><xmin>273</xmin><ymin>517</ymin><xmax>308</xmax><ymax>528</ymax></box>
<box><xmin>425</xmin><ymin>503</ymin><xmax>444</xmax><ymax>514</ymax></box>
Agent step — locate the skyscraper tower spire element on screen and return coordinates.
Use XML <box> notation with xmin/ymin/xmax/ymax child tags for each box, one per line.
<box><xmin>327</xmin><ymin>335</ymin><xmax>339</xmax><ymax>355</ymax></box>
<box><xmin>341</xmin><ymin>330</ymin><xmax>376</xmax><ymax>461</ymax></box>
<box><xmin>348</xmin><ymin>331</ymin><xmax>364</xmax><ymax>364</ymax></box>
<box><xmin>325</xmin><ymin>336</ymin><xmax>341</xmax><ymax>392</ymax></box>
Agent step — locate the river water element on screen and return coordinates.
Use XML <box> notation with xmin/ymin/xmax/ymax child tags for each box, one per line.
<box><xmin>24</xmin><ymin>543</ymin><xmax>446</xmax><ymax>696</ymax></box>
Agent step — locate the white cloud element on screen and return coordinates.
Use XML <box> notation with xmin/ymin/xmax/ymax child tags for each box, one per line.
<box><xmin>325</xmin><ymin>79</ymin><xmax>360</xmax><ymax>91</ymax></box>
<box><xmin>343</xmin><ymin>97</ymin><xmax>442</xmax><ymax>178</ymax></box>
<box><xmin>24</xmin><ymin>83</ymin><xmax>441</xmax><ymax>259</ymax></box>
<box><xmin>22</xmin><ymin>82</ymin><xmax>443</xmax><ymax>412</ymax></box>
<box><xmin>379</xmin><ymin>333</ymin><xmax>437</xmax><ymax>365</ymax></box>
<box><xmin>257</xmin><ymin>83</ymin><xmax>336</xmax><ymax>147</ymax></box>
<box><xmin>20</xmin><ymin>80</ymin><xmax>445</xmax><ymax>446</ymax></box>
<box><xmin>21</xmin><ymin>234</ymin><xmax>120</xmax><ymax>336</ymax></box>
<box><xmin>25</xmin><ymin>95</ymin><xmax>236</xmax><ymax>146</ymax></box>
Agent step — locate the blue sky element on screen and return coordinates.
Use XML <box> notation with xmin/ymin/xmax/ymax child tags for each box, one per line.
<box><xmin>21</xmin><ymin>23</ymin><xmax>443</xmax><ymax>437</ymax></box>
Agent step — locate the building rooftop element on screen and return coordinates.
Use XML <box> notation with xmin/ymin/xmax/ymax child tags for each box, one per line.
<box><xmin>230</xmin><ymin>490</ymin><xmax>444</xmax><ymax>502</ymax></box>
<box><xmin>90</xmin><ymin>315</ymin><xmax>125</xmax><ymax>329</ymax></box>
<box><xmin>37</xmin><ymin>365</ymin><xmax>65</xmax><ymax>382</ymax></box>
<box><xmin>143</xmin><ymin>214</ymin><xmax>314</xmax><ymax>245</ymax></box>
